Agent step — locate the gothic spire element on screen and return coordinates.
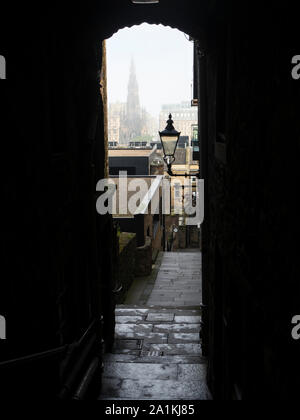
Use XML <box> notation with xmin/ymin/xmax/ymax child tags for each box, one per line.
<box><xmin>126</xmin><ymin>58</ymin><xmax>142</xmax><ymax>141</ymax></box>
<box><xmin>127</xmin><ymin>58</ymin><xmax>140</xmax><ymax>109</ymax></box>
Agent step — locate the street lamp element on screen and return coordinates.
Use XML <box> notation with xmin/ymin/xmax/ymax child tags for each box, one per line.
<box><xmin>159</xmin><ymin>114</ymin><xmax>200</xmax><ymax>178</ymax></box>
<box><xmin>159</xmin><ymin>114</ymin><xmax>181</xmax><ymax>176</ymax></box>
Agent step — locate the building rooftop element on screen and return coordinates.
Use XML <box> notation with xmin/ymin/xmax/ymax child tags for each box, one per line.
<box><xmin>109</xmin><ymin>149</ymin><xmax>155</xmax><ymax>158</ymax></box>
<box><xmin>171</xmin><ymin>164</ymin><xmax>199</xmax><ymax>172</ymax></box>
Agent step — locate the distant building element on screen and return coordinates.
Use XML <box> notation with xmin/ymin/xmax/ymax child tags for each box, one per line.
<box><xmin>191</xmin><ymin>124</ymin><xmax>199</xmax><ymax>161</ymax></box>
<box><xmin>108</xmin><ymin>148</ymin><xmax>157</xmax><ymax>176</ymax></box>
<box><xmin>178</xmin><ymin>136</ymin><xmax>189</xmax><ymax>149</ymax></box>
<box><xmin>108</xmin><ymin>102</ymin><xmax>126</xmax><ymax>146</ymax></box>
<box><xmin>108</xmin><ymin>113</ymin><xmax>120</xmax><ymax>145</ymax></box>
<box><xmin>108</xmin><ymin>59</ymin><xmax>157</xmax><ymax>146</ymax></box>
<box><xmin>150</xmin><ymin>139</ymin><xmax>162</xmax><ymax>150</ymax></box>
<box><xmin>159</xmin><ymin>101</ymin><xmax>198</xmax><ymax>145</ymax></box>
<box><xmin>141</xmin><ymin>108</ymin><xmax>158</xmax><ymax>140</ymax></box>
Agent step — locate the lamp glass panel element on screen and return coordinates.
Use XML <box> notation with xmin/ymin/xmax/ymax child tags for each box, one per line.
<box><xmin>161</xmin><ymin>136</ymin><xmax>178</xmax><ymax>156</ymax></box>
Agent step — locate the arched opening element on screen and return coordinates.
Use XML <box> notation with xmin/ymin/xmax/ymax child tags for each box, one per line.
<box><xmin>98</xmin><ymin>22</ymin><xmax>206</xmax><ymax>400</ymax></box>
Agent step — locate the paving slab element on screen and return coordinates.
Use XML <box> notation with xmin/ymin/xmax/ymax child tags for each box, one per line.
<box><xmin>176</xmin><ymin>294</ymin><xmax>202</xmax><ymax>300</ymax></box>
<box><xmin>148</xmin><ymin>302</ymin><xmax>181</xmax><ymax>308</ymax></box>
<box><xmin>178</xmin><ymin>364</ymin><xmax>207</xmax><ymax>381</ymax></box>
<box><xmin>115</xmin><ymin>316</ymin><xmax>145</xmax><ymax>324</ymax></box>
<box><xmin>146</xmin><ymin>343</ymin><xmax>202</xmax><ymax>356</ymax></box>
<box><xmin>153</xmin><ymin>323</ymin><xmax>201</xmax><ymax>333</ymax></box>
<box><xmin>146</xmin><ymin>313</ymin><xmax>175</xmax><ymax>322</ymax></box>
<box><xmin>112</xmin><ymin>349</ymin><xmax>141</xmax><ymax>356</ymax></box>
<box><xmin>168</xmin><ymin>333</ymin><xmax>200</xmax><ymax>343</ymax></box>
<box><xmin>149</xmin><ymin>292</ymin><xmax>180</xmax><ymax>298</ymax></box>
<box><xmin>146</xmin><ymin>252</ymin><xmax>202</xmax><ymax>307</ymax></box>
<box><xmin>103</xmin><ymin>363</ymin><xmax>178</xmax><ymax>381</ymax></box>
<box><xmin>116</xmin><ymin>331</ymin><xmax>168</xmax><ymax>344</ymax></box>
<box><xmin>146</xmin><ymin>308</ymin><xmax>200</xmax><ymax>315</ymax></box>
<box><xmin>115</xmin><ymin>308</ymin><xmax>149</xmax><ymax>316</ymax></box>
<box><xmin>182</xmin><ymin>301</ymin><xmax>203</xmax><ymax>306</ymax></box>
<box><xmin>174</xmin><ymin>315</ymin><xmax>202</xmax><ymax>324</ymax></box>
<box><xmin>114</xmin><ymin>339</ymin><xmax>143</xmax><ymax>350</ymax></box>
<box><xmin>104</xmin><ymin>354</ymin><xmax>206</xmax><ymax>365</ymax></box>
<box><xmin>147</xmin><ymin>301</ymin><xmax>176</xmax><ymax>306</ymax></box>
<box><xmin>100</xmin><ymin>378</ymin><xmax>209</xmax><ymax>400</ymax></box>
<box><xmin>115</xmin><ymin>324</ymin><xmax>153</xmax><ymax>335</ymax></box>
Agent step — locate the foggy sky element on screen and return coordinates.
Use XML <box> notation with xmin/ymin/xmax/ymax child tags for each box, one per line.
<box><xmin>106</xmin><ymin>23</ymin><xmax>194</xmax><ymax>119</ymax></box>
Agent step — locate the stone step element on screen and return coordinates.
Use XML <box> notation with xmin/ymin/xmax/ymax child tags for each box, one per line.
<box><xmin>115</xmin><ymin>323</ymin><xmax>153</xmax><ymax>334</ymax></box>
<box><xmin>115</xmin><ymin>332</ymin><xmax>168</xmax><ymax>344</ymax></box>
<box><xmin>102</xmin><ymin>362</ymin><xmax>206</xmax><ymax>382</ymax></box>
<box><xmin>143</xmin><ymin>343</ymin><xmax>202</xmax><ymax>356</ymax></box>
<box><xmin>104</xmin><ymin>353</ymin><xmax>207</xmax><ymax>365</ymax></box>
<box><xmin>103</xmin><ymin>362</ymin><xmax>179</xmax><ymax>381</ymax></box>
<box><xmin>100</xmin><ymin>378</ymin><xmax>209</xmax><ymax>400</ymax></box>
<box><xmin>153</xmin><ymin>323</ymin><xmax>201</xmax><ymax>333</ymax></box>
<box><xmin>99</xmin><ymin>250</ymin><xmax>209</xmax><ymax>400</ymax></box>
<box><xmin>115</xmin><ymin>331</ymin><xmax>200</xmax><ymax>344</ymax></box>
<box><xmin>115</xmin><ymin>314</ymin><xmax>202</xmax><ymax>325</ymax></box>
<box><xmin>116</xmin><ymin>304</ymin><xmax>202</xmax><ymax>311</ymax></box>
<box><xmin>115</xmin><ymin>307</ymin><xmax>201</xmax><ymax>317</ymax></box>
<box><xmin>115</xmin><ymin>322</ymin><xmax>201</xmax><ymax>335</ymax></box>
<box><xmin>168</xmin><ymin>333</ymin><xmax>200</xmax><ymax>343</ymax></box>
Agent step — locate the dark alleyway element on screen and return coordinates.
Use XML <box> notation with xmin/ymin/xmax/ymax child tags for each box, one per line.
<box><xmin>1</xmin><ymin>1</ymin><xmax>300</xmax><ymax>401</ymax></box>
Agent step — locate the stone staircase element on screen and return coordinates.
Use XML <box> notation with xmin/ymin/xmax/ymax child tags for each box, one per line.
<box><xmin>99</xmin><ymin>305</ymin><xmax>210</xmax><ymax>400</ymax></box>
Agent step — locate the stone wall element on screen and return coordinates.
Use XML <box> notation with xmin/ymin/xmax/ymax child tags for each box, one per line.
<box><xmin>144</xmin><ymin>213</ymin><xmax>163</xmax><ymax>256</ymax></box>
<box><xmin>177</xmin><ymin>227</ymin><xmax>186</xmax><ymax>249</ymax></box>
<box><xmin>201</xmin><ymin>4</ymin><xmax>300</xmax><ymax>400</ymax></box>
<box><xmin>115</xmin><ymin>233</ymin><xmax>136</xmax><ymax>304</ymax></box>
<box><xmin>188</xmin><ymin>226</ymin><xmax>200</xmax><ymax>248</ymax></box>
<box><xmin>135</xmin><ymin>237</ymin><xmax>152</xmax><ymax>277</ymax></box>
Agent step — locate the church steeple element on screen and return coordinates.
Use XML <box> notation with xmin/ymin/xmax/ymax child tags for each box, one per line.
<box><xmin>123</xmin><ymin>58</ymin><xmax>142</xmax><ymax>143</ymax></box>
<box><xmin>127</xmin><ymin>58</ymin><xmax>141</xmax><ymax>118</ymax></box>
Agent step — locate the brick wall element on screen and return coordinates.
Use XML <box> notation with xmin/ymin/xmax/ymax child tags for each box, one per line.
<box><xmin>202</xmin><ymin>4</ymin><xmax>300</xmax><ymax>399</ymax></box>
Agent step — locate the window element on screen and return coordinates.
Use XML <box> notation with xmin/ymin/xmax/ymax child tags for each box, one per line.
<box><xmin>175</xmin><ymin>184</ymin><xmax>181</xmax><ymax>199</ymax></box>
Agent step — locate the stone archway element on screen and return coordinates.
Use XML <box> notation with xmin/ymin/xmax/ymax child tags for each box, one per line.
<box><xmin>91</xmin><ymin>1</ymin><xmax>212</xmax><ymax>47</ymax></box>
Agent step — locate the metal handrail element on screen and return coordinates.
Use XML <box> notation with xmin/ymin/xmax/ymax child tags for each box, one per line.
<box><xmin>0</xmin><ymin>346</ymin><xmax>68</xmax><ymax>369</ymax></box>
<box><xmin>0</xmin><ymin>319</ymin><xmax>98</xmax><ymax>370</ymax></box>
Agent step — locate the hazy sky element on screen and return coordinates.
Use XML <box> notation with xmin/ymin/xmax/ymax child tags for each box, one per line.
<box><xmin>106</xmin><ymin>23</ymin><xmax>194</xmax><ymax>119</ymax></box>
